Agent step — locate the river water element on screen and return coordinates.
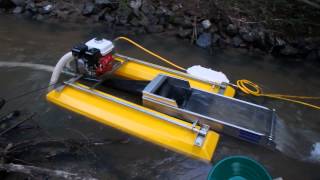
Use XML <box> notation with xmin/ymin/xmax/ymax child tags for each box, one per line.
<box><xmin>1</xmin><ymin>15</ymin><xmax>320</xmax><ymax>179</ymax></box>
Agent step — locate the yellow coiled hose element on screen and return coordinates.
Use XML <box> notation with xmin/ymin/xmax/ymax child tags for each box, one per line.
<box><xmin>114</xmin><ymin>36</ymin><xmax>320</xmax><ymax>110</ymax></box>
<box><xmin>236</xmin><ymin>79</ymin><xmax>320</xmax><ymax>110</ymax></box>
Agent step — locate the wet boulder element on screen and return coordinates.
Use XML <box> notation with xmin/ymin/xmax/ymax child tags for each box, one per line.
<box><xmin>239</xmin><ymin>26</ymin><xmax>258</xmax><ymax>43</ymax></box>
<box><xmin>271</xmin><ymin>37</ymin><xmax>288</xmax><ymax>56</ymax></box>
<box><xmin>25</xmin><ymin>1</ymin><xmax>37</xmax><ymax>13</ymax></box>
<box><xmin>12</xmin><ymin>6</ymin><xmax>23</xmax><ymax>14</ymax></box>
<box><xmin>141</xmin><ymin>2</ymin><xmax>155</xmax><ymax>15</ymax></box>
<box><xmin>171</xmin><ymin>3</ymin><xmax>182</xmax><ymax>12</ymax></box>
<box><xmin>155</xmin><ymin>6</ymin><xmax>173</xmax><ymax>16</ymax></box>
<box><xmin>129</xmin><ymin>14</ymin><xmax>150</xmax><ymax>27</ymax></box>
<box><xmin>201</xmin><ymin>19</ymin><xmax>211</xmax><ymax>29</ymax></box>
<box><xmin>82</xmin><ymin>1</ymin><xmax>95</xmax><ymax>16</ymax></box>
<box><xmin>129</xmin><ymin>0</ymin><xmax>141</xmax><ymax>10</ymax></box>
<box><xmin>255</xmin><ymin>30</ymin><xmax>268</xmax><ymax>50</ymax></box>
<box><xmin>115</xmin><ymin>8</ymin><xmax>131</xmax><ymax>25</ymax></box>
<box><xmin>196</xmin><ymin>32</ymin><xmax>212</xmax><ymax>48</ymax></box>
<box><xmin>129</xmin><ymin>0</ymin><xmax>141</xmax><ymax>16</ymax></box>
<box><xmin>226</xmin><ymin>24</ymin><xmax>237</xmax><ymax>36</ymax></box>
<box><xmin>104</xmin><ymin>13</ymin><xmax>115</xmax><ymax>24</ymax></box>
<box><xmin>274</xmin><ymin>37</ymin><xmax>286</xmax><ymax>47</ymax></box>
<box><xmin>39</xmin><ymin>4</ymin><xmax>53</xmax><ymax>14</ymax></box>
<box><xmin>177</xmin><ymin>28</ymin><xmax>192</xmax><ymax>38</ymax></box>
<box><xmin>129</xmin><ymin>17</ymin><xmax>139</xmax><ymax>26</ymax></box>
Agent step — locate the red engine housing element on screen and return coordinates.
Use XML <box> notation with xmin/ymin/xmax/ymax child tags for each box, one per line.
<box><xmin>96</xmin><ymin>54</ymin><xmax>114</xmax><ymax>76</ymax></box>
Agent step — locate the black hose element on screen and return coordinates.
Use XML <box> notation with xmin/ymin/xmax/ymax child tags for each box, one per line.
<box><xmin>101</xmin><ymin>79</ymin><xmax>149</xmax><ymax>95</ymax></box>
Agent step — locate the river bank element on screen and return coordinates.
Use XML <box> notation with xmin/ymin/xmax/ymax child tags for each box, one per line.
<box><xmin>1</xmin><ymin>0</ymin><xmax>320</xmax><ymax>62</ymax></box>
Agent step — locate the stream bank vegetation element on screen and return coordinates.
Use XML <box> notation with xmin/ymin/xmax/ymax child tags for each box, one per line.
<box><xmin>0</xmin><ymin>0</ymin><xmax>320</xmax><ymax>62</ymax></box>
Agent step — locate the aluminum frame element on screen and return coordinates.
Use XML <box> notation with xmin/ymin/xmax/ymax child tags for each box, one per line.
<box><xmin>143</xmin><ymin>74</ymin><xmax>276</xmax><ymax>148</ymax></box>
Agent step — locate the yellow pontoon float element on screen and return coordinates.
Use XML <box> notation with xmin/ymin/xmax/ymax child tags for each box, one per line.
<box><xmin>47</xmin><ymin>38</ymin><xmax>277</xmax><ymax>162</ymax></box>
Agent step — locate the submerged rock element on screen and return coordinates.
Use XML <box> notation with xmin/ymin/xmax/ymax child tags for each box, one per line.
<box><xmin>196</xmin><ymin>32</ymin><xmax>212</xmax><ymax>48</ymax></box>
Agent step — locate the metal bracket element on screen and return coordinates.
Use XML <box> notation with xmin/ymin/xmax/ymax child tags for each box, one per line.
<box><xmin>57</xmin><ymin>75</ymin><xmax>83</xmax><ymax>92</ymax></box>
<box><xmin>194</xmin><ymin>124</ymin><xmax>209</xmax><ymax>147</ymax></box>
<box><xmin>90</xmin><ymin>60</ymin><xmax>124</xmax><ymax>90</ymax></box>
<box><xmin>215</xmin><ymin>82</ymin><xmax>227</xmax><ymax>95</ymax></box>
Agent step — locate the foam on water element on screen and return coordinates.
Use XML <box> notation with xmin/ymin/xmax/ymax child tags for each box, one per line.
<box><xmin>274</xmin><ymin>117</ymin><xmax>320</xmax><ymax>163</ymax></box>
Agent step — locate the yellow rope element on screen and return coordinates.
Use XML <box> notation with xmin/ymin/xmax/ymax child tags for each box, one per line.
<box><xmin>114</xmin><ymin>36</ymin><xmax>320</xmax><ymax>110</ymax></box>
<box><xmin>114</xmin><ymin>36</ymin><xmax>187</xmax><ymax>71</ymax></box>
<box><xmin>236</xmin><ymin>79</ymin><xmax>320</xmax><ymax>110</ymax></box>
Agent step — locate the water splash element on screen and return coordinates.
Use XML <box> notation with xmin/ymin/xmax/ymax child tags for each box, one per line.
<box><xmin>0</xmin><ymin>61</ymin><xmax>54</xmax><ymax>72</ymax></box>
<box><xmin>274</xmin><ymin>118</ymin><xmax>320</xmax><ymax>163</ymax></box>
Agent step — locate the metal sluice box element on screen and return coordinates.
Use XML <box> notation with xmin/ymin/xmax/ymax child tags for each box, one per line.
<box><xmin>142</xmin><ymin>74</ymin><xmax>276</xmax><ymax>148</ymax></box>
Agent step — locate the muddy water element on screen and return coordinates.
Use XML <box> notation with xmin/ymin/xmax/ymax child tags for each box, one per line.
<box><xmin>1</xmin><ymin>15</ymin><xmax>320</xmax><ymax>179</ymax></box>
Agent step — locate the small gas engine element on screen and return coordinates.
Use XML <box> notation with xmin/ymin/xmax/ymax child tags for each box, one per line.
<box><xmin>71</xmin><ymin>38</ymin><xmax>115</xmax><ymax>77</ymax></box>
